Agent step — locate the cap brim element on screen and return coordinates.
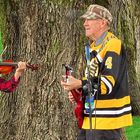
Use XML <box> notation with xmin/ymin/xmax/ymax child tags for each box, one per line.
<box><xmin>80</xmin><ymin>12</ymin><xmax>99</xmax><ymax>19</ymax></box>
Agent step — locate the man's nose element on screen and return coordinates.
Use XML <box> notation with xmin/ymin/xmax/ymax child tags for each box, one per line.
<box><xmin>83</xmin><ymin>19</ymin><xmax>88</xmax><ymax>26</ymax></box>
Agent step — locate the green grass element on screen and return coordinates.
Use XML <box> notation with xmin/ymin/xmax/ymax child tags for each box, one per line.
<box><xmin>125</xmin><ymin>116</ymin><xmax>140</xmax><ymax>140</ymax></box>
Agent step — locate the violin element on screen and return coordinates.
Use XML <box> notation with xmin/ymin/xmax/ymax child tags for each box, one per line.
<box><xmin>0</xmin><ymin>60</ymin><xmax>38</xmax><ymax>74</ymax></box>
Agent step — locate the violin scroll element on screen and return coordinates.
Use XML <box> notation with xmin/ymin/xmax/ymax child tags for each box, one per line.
<box><xmin>26</xmin><ymin>64</ymin><xmax>39</xmax><ymax>71</ymax></box>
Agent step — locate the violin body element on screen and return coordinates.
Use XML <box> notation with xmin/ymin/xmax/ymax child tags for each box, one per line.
<box><xmin>71</xmin><ymin>89</ymin><xmax>84</xmax><ymax>128</ymax></box>
<box><xmin>0</xmin><ymin>60</ymin><xmax>15</xmax><ymax>74</ymax></box>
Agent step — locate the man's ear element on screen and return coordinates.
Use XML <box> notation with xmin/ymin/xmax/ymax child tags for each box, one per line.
<box><xmin>101</xmin><ymin>19</ymin><xmax>108</xmax><ymax>27</ymax></box>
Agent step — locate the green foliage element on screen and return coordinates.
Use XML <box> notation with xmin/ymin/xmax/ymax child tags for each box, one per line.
<box><xmin>126</xmin><ymin>116</ymin><xmax>140</xmax><ymax>140</ymax></box>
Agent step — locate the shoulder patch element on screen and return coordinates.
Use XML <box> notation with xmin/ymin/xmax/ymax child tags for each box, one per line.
<box><xmin>105</xmin><ymin>57</ymin><xmax>112</xmax><ymax>69</ymax></box>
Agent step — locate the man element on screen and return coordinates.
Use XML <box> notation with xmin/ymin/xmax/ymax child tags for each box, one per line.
<box><xmin>61</xmin><ymin>4</ymin><xmax>132</xmax><ymax>140</ymax></box>
<box><xmin>0</xmin><ymin>61</ymin><xmax>26</xmax><ymax>93</ymax></box>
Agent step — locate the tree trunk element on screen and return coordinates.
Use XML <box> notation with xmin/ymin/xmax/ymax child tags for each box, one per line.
<box><xmin>0</xmin><ymin>0</ymin><xmax>140</xmax><ymax>140</ymax></box>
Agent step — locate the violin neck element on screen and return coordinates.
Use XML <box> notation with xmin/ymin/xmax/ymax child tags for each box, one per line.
<box><xmin>0</xmin><ymin>62</ymin><xmax>38</xmax><ymax>71</ymax></box>
<box><xmin>0</xmin><ymin>62</ymin><xmax>18</xmax><ymax>66</ymax></box>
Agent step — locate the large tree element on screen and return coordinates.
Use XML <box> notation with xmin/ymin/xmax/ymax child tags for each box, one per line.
<box><xmin>0</xmin><ymin>0</ymin><xmax>140</xmax><ymax>140</ymax></box>
<box><xmin>0</xmin><ymin>0</ymin><xmax>86</xmax><ymax>140</ymax></box>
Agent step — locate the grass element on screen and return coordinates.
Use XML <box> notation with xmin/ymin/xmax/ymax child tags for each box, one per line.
<box><xmin>125</xmin><ymin>116</ymin><xmax>140</xmax><ymax>140</ymax></box>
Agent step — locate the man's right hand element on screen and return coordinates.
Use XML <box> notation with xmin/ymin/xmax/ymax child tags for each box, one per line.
<box><xmin>61</xmin><ymin>75</ymin><xmax>82</xmax><ymax>91</ymax></box>
<box><xmin>68</xmin><ymin>91</ymin><xmax>75</xmax><ymax>102</ymax></box>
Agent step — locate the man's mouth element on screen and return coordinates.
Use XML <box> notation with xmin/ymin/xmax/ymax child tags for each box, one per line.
<box><xmin>85</xmin><ymin>28</ymin><xmax>90</xmax><ymax>31</ymax></box>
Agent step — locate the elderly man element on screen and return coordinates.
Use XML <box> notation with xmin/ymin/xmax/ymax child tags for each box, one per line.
<box><xmin>61</xmin><ymin>4</ymin><xmax>132</xmax><ymax>140</ymax></box>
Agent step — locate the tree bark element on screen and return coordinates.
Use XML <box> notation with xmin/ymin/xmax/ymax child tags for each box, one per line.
<box><xmin>0</xmin><ymin>0</ymin><xmax>140</xmax><ymax>140</ymax></box>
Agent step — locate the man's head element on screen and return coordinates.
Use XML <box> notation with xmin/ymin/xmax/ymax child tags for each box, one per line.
<box><xmin>81</xmin><ymin>4</ymin><xmax>112</xmax><ymax>40</ymax></box>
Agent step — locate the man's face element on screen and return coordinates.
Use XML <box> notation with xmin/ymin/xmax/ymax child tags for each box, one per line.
<box><xmin>83</xmin><ymin>19</ymin><xmax>103</xmax><ymax>39</ymax></box>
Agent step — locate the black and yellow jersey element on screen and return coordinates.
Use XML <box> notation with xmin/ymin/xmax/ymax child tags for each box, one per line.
<box><xmin>82</xmin><ymin>31</ymin><xmax>132</xmax><ymax>130</ymax></box>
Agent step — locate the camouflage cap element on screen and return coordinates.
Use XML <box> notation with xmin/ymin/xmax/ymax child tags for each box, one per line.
<box><xmin>81</xmin><ymin>4</ymin><xmax>113</xmax><ymax>24</ymax></box>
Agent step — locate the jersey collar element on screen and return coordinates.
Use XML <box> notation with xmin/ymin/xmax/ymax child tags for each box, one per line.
<box><xmin>95</xmin><ymin>31</ymin><xmax>108</xmax><ymax>46</ymax></box>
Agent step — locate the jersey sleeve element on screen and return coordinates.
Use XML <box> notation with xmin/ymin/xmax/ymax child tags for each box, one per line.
<box><xmin>99</xmin><ymin>38</ymin><xmax>122</xmax><ymax>95</ymax></box>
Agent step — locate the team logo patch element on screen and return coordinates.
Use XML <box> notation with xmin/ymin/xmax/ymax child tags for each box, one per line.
<box><xmin>105</xmin><ymin>57</ymin><xmax>112</xmax><ymax>69</ymax></box>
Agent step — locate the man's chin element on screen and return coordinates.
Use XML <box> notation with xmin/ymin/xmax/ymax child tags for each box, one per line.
<box><xmin>85</xmin><ymin>33</ymin><xmax>91</xmax><ymax>38</ymax></box>
<box><xmin>85</xmin><ymin>35</ymin><xmax>94</xmax><ymax>41</ymax></box>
